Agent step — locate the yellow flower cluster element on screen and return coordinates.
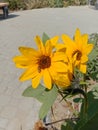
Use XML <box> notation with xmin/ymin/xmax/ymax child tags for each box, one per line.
<box><xmin>13</xmin><ymin>29</ymin><xmax>93</xmax><ymax>89</ymax></box>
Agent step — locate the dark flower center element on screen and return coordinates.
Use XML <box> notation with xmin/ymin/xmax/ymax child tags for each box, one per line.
<box><xmin>72</xmin><ymin>50</ymin><xmax>82</xmax><ymax>60</ymax></box>
<box><xmin>38</xmin><ymin>55</ymin><xmax>51</xmax><ymax>71</ymax></box>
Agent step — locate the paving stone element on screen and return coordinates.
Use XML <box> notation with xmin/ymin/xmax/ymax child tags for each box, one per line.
<box><xmin>9</xmin><ymin>97</ymin><xmax>20</xmax><ymax>107</ymax></box>
<box><xmin>0</xmin><ymin>106</ymin><xmax>17</xmax><ymax>119</ymax></box>
<box><xmin>0</xmin><ymin>95</ymin><xmax>11</xmax><ymax>107</ymax></box>
<box><xmin>0</xmin><ymin>117</ymin><xmax>9</xmax><ymax>129</ymax></box>
<box><xmin>0</xmin><ymin>128</ymin><xmax>5</xmax><ymax>130</ymax></box>
<box><xmin>6</xmin><ymin>118</ymin><xmax>21</xmax><ymax>130</ymax></box>
<box><xmin>0</xmin><ymin>107</ymin><xmax>3</xmax><ymax>113</ymax></box>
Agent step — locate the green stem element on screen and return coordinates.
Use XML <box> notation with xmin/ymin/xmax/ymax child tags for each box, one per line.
<box><xmin>83</xmin><ymin>74</ymin><xmax>87</xmax><ymax>93</ymax></box>
<box><xmin>83</xmin><ymin>74</ymin><xmax>88</xmax><ymax>114</ymax></box>
<box><xmin>82</xmin><ymin>90</ymin><xmax>88</xmax><ymax>114</ymax></box>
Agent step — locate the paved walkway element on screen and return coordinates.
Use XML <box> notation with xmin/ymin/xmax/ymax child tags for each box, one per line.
<box><xmin>0</xmin><ymin>6</ymin><xmax>98</xmax><ymax>130</ymax></box>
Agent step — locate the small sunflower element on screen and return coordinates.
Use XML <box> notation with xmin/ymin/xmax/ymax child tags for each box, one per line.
<box><xmin>61</xmin><ymin>28</ymin><xmax>94</xmax><ymax>73</ymax></box>
<box><xmin>54</xmin><ymin>73</ymin><xmax>71</xmax><ymax>89</ymax></box>
<box><xmin>13</xmin><ymin>36</ymin><xmax>69</xmax><ymax>89</ymax></box>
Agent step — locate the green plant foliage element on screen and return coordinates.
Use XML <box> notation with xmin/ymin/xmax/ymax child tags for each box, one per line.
<box><xmin>66</xmin><ymin>0</ymin><xmax>75</xmax><ymax>5</ymax></box>
<box><xmin>61</xmin><ymin>121</ymin><xmax>74</xmax><ymax>130</ymax></box>
<box><xmin>42</xmin><ymin>32</ymin><xmax>50</xmax><ymax>45</ymax></box>
<box><xmin>48</xmin><ymin>0</ymin><xmax>64</xmax><ymax>7</ymax></box>
<box><xmin>22</xmin><ymin>84</ymin><xmax>47</xmax><ymax>102</ymax></box>
<box><xmin>4</xmin><ymin>0</ymin><xmax>88</xmax><ymax>10</ymax></box>
<box><xmin>54</xmin><ymin>0</ymin><xmax>64</xmax><ymax>7</ymax></box>
<box><xmin>48</xmin><ymin>0</ymin><xmax>55</xmax><ymax>7</ymax></box>
<box><xmin>88</xmin><ymin>33</ymin><xmax>98</xmax><ymax>60</ymax></box>
<box><xmin>22</xmin><ymin>84</ymin><xmax>58</xmax><ymax>120</ymax></box>
<box><xmin>79</xmin><ymin>0</ymin><xmax>87</xmax><ymax>5</ymax></box>
<box><xmin>4</xmin><ymin>0</ymin><xmax>26</xmax><ymax>10</ymax></box>
<box><xmin>39</xmin><ymin>85</ymin><xmax>58</xmax><ymax>119</ymax></box>
<box><xmin>87</xmin><ymin>33</ymin><xmax>98</xmax><ymax>81</ymax></box>
<box><xmin>61</xmin><ymin>84</ymin><xmax>98</xmax><ymax>130</ymax></box>
<box><xmin>65</xmin><ymin>0</ymin><xmax>87</xmax><ymax>6</ymax></box>
<box><xmin>73</xmin><ymin>97</ymin><xmax>82</xmax><ymax>103</ymax></box>
<box><xmin>23</xmin><ymin>0</ymin><xmax>49</xmax><ymax>9</ymax></box>
<box><xmin>87</xmin><ymin>58</ymin><xmax>98</xmax><ymax>81</ymax></box>
<box><xmin>74</xmin><ymin>83</ymin><xmax>98</xmax><ymax>130</ymax></box>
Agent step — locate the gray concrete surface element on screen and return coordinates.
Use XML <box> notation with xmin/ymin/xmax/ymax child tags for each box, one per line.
<box><xmin>0</xmin><ymin>5</ymin><xmax>98</xmax><ymax>130</ymax></box>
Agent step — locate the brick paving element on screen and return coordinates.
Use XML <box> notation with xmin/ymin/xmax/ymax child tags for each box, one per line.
<box><xmin>0</xmin><ymin>6</ymin><xmax>98</xmax><ymax>130</ymax></box>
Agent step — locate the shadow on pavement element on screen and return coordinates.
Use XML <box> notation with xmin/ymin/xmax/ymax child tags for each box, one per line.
<box><xmin>0</xmin><ymin>13</ymin><xmax>19</xmax><ymax>20</ymax></box>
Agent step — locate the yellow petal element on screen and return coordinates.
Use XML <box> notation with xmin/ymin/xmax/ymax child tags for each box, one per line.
<box><xmin>13</xmin><ymin>56</ymin><xmax>32</xmax><ymax>68</ymax></box>
<box><xmin>45</xmin><ymin>40</ymin><xmax>52</xmax><ymax>55</ymax></box>
<box><xmin>19</xmin><ymin>46</ymin><xmax>39</xmax><ymax>58</ymax></box>
<box><xmin>13</xmin><ymin>55</ymin><xmax>27</xmax><ymax>62</ymax></box>
<box><xmin>43</xmin><ymin>69</ymin><xmax>52</xmax><ymax>89</ymax></box>
<box><xmin>48</xmin><ymin>66</ymin><xmax>57</xmax><ymax>80</ymax></box>
<box><xmin>32</xmin><ymin>72</ymin><xmax>42</xmax><ymax>88</ymax></box>
<box><xmin>52</xmin><ymin>62</ymin><xmax>68</xmax><ymax>72</ymax></box>
<box><xmin>74</xmin><ymin>60</ymin><xmax>80</xmax><ymax>67</ymax></box>
<box><xmin>79</xmin><ymin>64</ymin><xmax>87</xmax><ymax>73</ymax></box>
<box><xmin>56</xmin><ymin>43</ymin><xmax>66</xmax><ymax>52</ymax></box>
<box><xmin>81</xmin><ymin>55</ymin><xmax>88</xmax><ymax>63</ymax></box>
<box><xmin>52</xmin><ymin>52</ymin><xmax>67</xmax><ymax>62</ymax></box>
<box><xmin>82</xmin><ymin>34</ymin><xmax>88</xmax><ymax>46</ymax></box>
<box><xmin>55</xmin><ymin>74</ymin><xmax>71</xmax><ymax>88</ymax></box>
<box><xmin>74</xmin><ymin>28</ymin><xmax>81</xmax><ymax>42</ymax></box>
<box><xmin>14</xmin><ymin>63</ymin><xmax>29</xmax><ymax>68</ymax></box>
<box><xmin>35</xmin><ymin>36</ymin><xmax>45</xmax><ymax>54</ymax></box>
<box><xmin>68</xmin><ymin>62</ymin><xmax>74</xmax><ymax>73</ymax></box>
<box><xmin>83</xmin><ymin>44</ymin><xmax>94</xmax><ymax>55</ymax></box>
<box><xmin>19</xmin><ymin>65</ymin><xmax>38</xmax><ymax>81</ymax></box>
<box><xmin>62</xmin><ymin>34</ymin><xmax>76</xmax><ymax>56</ymax></box>
<box><xmin>62</xmin><ymin>34</ymin><xmax>74</xmax><ymax>46</ymax></box>
<box><xmin>50</xmin><ymin>36</ymin><xmax>59</xmax><ymax>47</ymax></box>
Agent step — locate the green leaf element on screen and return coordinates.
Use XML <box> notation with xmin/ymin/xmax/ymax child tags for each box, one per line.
<box><xmin>88</xmin><ymin>47</ymin><xmax>98</xmax><ymax>61</ymax></box>
<box><xmin>39</xmin><ymin>85</ymin><xmax>58</xmax><ymax>119</ymax></box>
<box><xmin>61</xmin><ymin>122</ymin><xmax>67</xmax><ymax>130</ymax></box>
<box><xmin>42</xmin><ymin>32</ymin><xmax>50</xmax><ymax>45</ymax></box>
<box><xmin>22</xmin><ymin>84</ymin><xmax>46</xmax><ymax>103</ymax></box>
<box><xmin>61</xmin><ymin>121</ymin><xmax>74</xmax><ymax>130</ymax></box>
<box><xmin>73</xmin><ymin>98</ymin><xmax>82</xmax><ymax>103</ymax></box>
<box><xmin>74</xmin><ymin>83</ymin><xmax>98</xmax><ymax>130</ymax></box>
<box><xmin>88</xmin><ymin>33</ymin><xmax>98</xmax><ymax>61</ymax></box>
<box><xmin>79</xmin><ymin>81</ymin><xmax>88</xmax><ymax>85</ymax></box>
<box><xmin>23</xmin><ymin>84</ymin><xmax>58</xmax><ymax>120</ymax></box>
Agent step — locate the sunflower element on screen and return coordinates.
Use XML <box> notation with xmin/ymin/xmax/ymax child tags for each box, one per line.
<box><xmin>13</xmin><ymin>36</ymin><xmax>69</xmax><ymax>89</ymax></box>
<box><xmin>61</xmin><ymin>28</ymin><xmax>94</xmax><ymax>73</ymax></box>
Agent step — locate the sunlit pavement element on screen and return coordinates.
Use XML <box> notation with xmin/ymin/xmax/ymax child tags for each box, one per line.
<box><xmin>0</xmin><ymin>6</ymin><xmax>98</xmax><ymax>130</ymax></box>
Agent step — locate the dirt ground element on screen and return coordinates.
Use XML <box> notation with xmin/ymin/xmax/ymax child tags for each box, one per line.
<box><xmin>33</xmin><ymin>94</ymin><xmax>81</xmax><ymax>130</ymax></box>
